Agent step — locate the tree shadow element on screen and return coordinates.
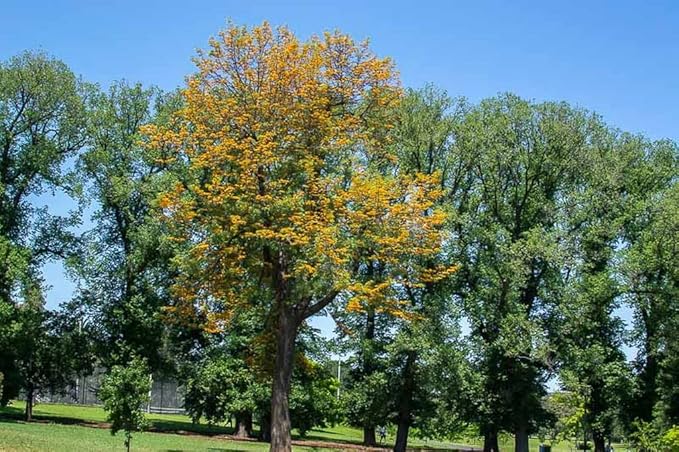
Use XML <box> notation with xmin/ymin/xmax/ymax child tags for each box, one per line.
<box><xmin>0</xmin><ymin>417</ymin><xmax>22</xmax><ymax>424</ymax></box>
<box><xmin>150</xmin><ymin>419</ymin><xmax>234</xmax><ymax>436</ymax></box>
<box><xmin>164</xmin><ymin>449</ymin><xmax>252</xmax><ymax>452</ymax></box>
<box><xmin>0</xmin><ymin>405</ymin><xmax>23</xmax><ymax>419</ymax></box>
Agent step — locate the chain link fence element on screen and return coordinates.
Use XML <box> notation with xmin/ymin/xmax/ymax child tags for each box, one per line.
<box><xmin>39</xmin><ymin>367</ymin><xmax>186</xmax><ymax>414</ymax></box>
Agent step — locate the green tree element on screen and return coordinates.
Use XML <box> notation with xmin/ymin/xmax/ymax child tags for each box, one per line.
<box><xmin>335</xmin><ymin>307</ymin><xmax>394</xmax><ymax>446</ymax></box>
<box><xmin>620</xmin><ymin>142</ymin><xmax>679</xmax><ymax>427</ymax></box>
<box><xmin>99</xmin><ymin>357</ymin><xmax>151</xmax><ymax>452</ymax></box>
<box><xmin>7</xmin><ymin>297</ymin><xmax>94</xmax><ymax>420</ymax></box>
<box><xmin>452</xmin><ymin>94</ymin><xmax>590</xmax><ymax>452</ymax></box>
<box><xmin>637</xmin><ymin>184</ymin><xmax>679</xmax><ymax>426</ymax></box>
<box><xmin>0</xmin><ymin>51</ymin><xmax>88</xmax><ymax>403</ymax></box>
<box><xmin>541</xmin><ymin>391</ymin><xmax>585</xmax><ymax>444</ymax></box>
<box><xmin>388</xmin><ymin>85</ymin><xmax>468</xmax><ymax>452</ymax></box>
<box><xmin>289</xmin><ymin>356</ymin><xmax>343</xmax><ymax>437</ymax></box>
<box><xmin>184</xmin><ymin>355</ymin><xmax>268</xmax><ymax>437</ymax></box>
<box><xmin>332</xmin><ymin>85</ymin><xmax>466</xmax><ymax>450</ymax></box>
<box><xmin>147</xmin><ymin>23</ymin><xmax>446</xmax><ymax>452</ymax></box>
<box><xmin>74</xmin><ymin>81</ymin><xmax>180</xmax><ymax>371</ymax></box>
<box><xmin>557</xmin><ymin>132</ymin><xmax>669</xmax><ymax>452</ymax></box>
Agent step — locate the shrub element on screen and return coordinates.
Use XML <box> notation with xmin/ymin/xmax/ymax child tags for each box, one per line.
<box><xmin>99</xmin><ymin>357</ymin><xmax>151</xmax><ymax>452</ymax></box>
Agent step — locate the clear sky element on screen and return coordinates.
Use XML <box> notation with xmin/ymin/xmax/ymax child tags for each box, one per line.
<box><xmin>3</xmin><ymin>0</ymin><xmax>677</xmax><ymax>345</ymax></box>
<box><xmin>4</xmin><ymin>0</ymin><xmax>679</xmax><ymax>141</ymax></box>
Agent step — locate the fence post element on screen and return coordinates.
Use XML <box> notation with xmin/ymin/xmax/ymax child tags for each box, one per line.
<box><xmin>147</xmin><ymin>374</ymin><xmax>153</xmax><ymax>413</ymax></box>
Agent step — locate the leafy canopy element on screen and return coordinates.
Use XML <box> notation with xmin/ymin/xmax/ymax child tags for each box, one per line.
<box><xmin>146</xmin><ymin>22</ymin><xmax>448</xmax><ymax>328</ymax></box>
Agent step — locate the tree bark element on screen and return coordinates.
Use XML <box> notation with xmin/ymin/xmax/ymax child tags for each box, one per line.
<box><xmin>394</xmin><ymin>416</ymin><xmax>411</xmax><ymax>452</ymax></box>
<box><xmin>363</xmin><ymin>307</ymin><xmax>377</xmax><ymax>447</ymax></box>
<box><xmin>593</xmin><ymin>433</ymin><xmax>605</xmax><ymax>452</ymax></box>
<box><xmin>269</xmin><ymin>307</ymin><xmax>298</xmax><ymax>452</ymax></box>
<box><xmin>393</xmin><ymin>350</ymin><xmax>416</xmax><ymax>452</ymax></box>
<box><xmin>514</xmin><ymin>422</ymin><xmax>529</xmax><ymax>452</ymax></box>
<box><xmin>363</xmin><ymin>426</ymin><xmax>376</xmax><ymax>447</ymax></box>
<box><xmin>235</xmin><ymin>411</ymin><xmax>253</xmax><ymax>438</ymax></box>
<box><xmin>483</xmin><ymin>427</ymin><xmax>500</xmax><ymax>452</ymax></box>
<box><xmin>25</xmin><ymin>385</ymin><xmax>34</xmax><ymax>421</ymax></box>
<box><xmin>258</xmin><ymin>413</ymin><xmax>271</xmax><ymax>442</ymax></box>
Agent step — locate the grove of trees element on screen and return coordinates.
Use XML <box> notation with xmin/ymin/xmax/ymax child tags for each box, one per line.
<box><xmin>0</xmin><ymin>22</ymin><xmax>677</xmax><ymax>452</ymax></box>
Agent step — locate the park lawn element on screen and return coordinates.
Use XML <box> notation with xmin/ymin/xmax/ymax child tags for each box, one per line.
<box><xmin>0</xmin><ymin>401</ymin><xmax>631</xmax><ymax>451</ymax></box>
<box><xmin>460</xmin><ymin>436</ymin><xmax>631</xmax><ymax>452</ymax></box>
<box><xmin>0</xmin><ymin>401</ymin><xmax>466</xmax><ymax>450</ymax></box>
<box><xmin>0</xmin><ymin>419</ymin><xmax>335</xmax><ymax>451</ymax></box>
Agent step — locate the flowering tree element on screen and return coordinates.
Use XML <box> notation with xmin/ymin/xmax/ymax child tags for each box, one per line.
<box><xmin>146</xmin><ymin>22</ymin><xmax>448</xmax><ymax>451</ymax></box>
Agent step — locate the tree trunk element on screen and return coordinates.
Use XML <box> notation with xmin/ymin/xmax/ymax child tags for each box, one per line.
<box><xmin>393</xmin><ymin>350</ymin><xmax>416</xmax><ymax>452</ymax></box>
<box><xmin>258</xmin><ymin>413</ymin><xmax>271</xmax><ymax>442</ymax></box>
<box><xmin>363</xmin><ymin>426</ymin><xmax>376</xmax><ymax>446</ymax></box>
<box><xmin>235</xmin><ymin>411</ymin><xmax>253</xmax><ymax>438</ymax></box>
<box><xmin>593</xmin><ymin>433</ymin><xmax>605</xmax><ymax>452</ymax></box>
<box><xmin>25</xmin><ymin>385</ymin><xmax>34</xmax><ymax>421</ymax></box>
<box><xmin>483</xmin><ymin>427</ymin><xmax>500</xmax><ymax>452</ymax></box>
<box><xmin>269</xmin><ymin>307</ymin><xmax>298</xmax><ymax>452</ymax></box>
<box><xmin>394</xmin><ymin>416</ymin><xmax>411</xmax><ymax>452</ymax></box>
<box><xmin>514</xmin><ymin>422</ymin><xmax>529</xmax><ymax>452</ymax></box>
<box><xmin>362</xmin><ymin>307</ymin><xmax>377</xmax><ymax>447</ymax></box>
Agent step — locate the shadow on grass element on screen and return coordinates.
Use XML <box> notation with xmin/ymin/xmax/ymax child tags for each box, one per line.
<box><xmin>0</xmin><ymin>405</ymin><xmax>23</xmax><ymax>418</ymax></box>
<box><xmin>0</xmin><ymin>404</ymin><xmax>240</xmax><ymax>439</ymax></box>
<box><xmin>206</xmin><ymin>449</ymin><xmax>252</xmax><ymax>452</ymax></box>
<box><xmin>150</xmin><ymin>419</ymin><xmax>234</xmax><ymax>436</ymax></box>
<box><xmin>295</xmin><ymin>432</ymin><xmax>356</xmax><ymax>444</ymax></box>
<box><xmin>1</xmin><ymin>405</ymin><xmax>95</xmax><ymax>427</ymax></box>
<box><xmin>164</xmin><ymin>449</ymin><xmax>251</xmax><ymax>452</ymax></box>
<box><xmin>165</xmin><ymin>449</ymin><xmax>253</xmax><ymax>452</ymax></box>
<box><xmin>0</xmin><ymin>417</ymin><xmax>22</xmax><ymax>425</ymax></box>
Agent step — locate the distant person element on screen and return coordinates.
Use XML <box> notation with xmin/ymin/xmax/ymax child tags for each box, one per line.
<box><xmin>378</xmin><ymin>425</ymin><xmax>387</xmax><ymax>444</ymax></box>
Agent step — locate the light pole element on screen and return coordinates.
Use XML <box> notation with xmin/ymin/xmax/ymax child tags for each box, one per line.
<box><xmin>336</xmin><ymin>358</ymin><xmax>341</xmax><ymax>399</ymax></box>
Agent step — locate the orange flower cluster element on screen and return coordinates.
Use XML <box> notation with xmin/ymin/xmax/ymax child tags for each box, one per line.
<box><xmin>146</xmin><ymin>22</ymin><xmax>452</xmax><ymax>330</ymax></box>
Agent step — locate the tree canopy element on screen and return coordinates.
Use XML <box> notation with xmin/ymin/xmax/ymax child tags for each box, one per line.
<box><xmin>1</xmin><ymin>21</ymin><xmax>677</xmax><ymax>452</ymax></box>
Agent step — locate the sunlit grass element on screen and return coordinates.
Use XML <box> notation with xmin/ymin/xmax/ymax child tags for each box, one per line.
<box><xmin>0</xmin><ymin>400</ymin><xmax>633</xmax><ymax>451</ymax></box>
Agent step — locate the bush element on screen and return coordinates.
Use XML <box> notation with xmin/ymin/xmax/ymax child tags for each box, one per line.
<box><xmin>99</xmin><ymin>357</ymin><xmax>151</xmax><ymax>452</ymax></box>
<box><xmin>662</xmin><ymin>426</ymin><xmax>679</xmax><ymax>451</ymax></box>
<box><xmin>629</xmin><ymin>420</ymin><xmax>679</xmax><ymax>452</ymax></box>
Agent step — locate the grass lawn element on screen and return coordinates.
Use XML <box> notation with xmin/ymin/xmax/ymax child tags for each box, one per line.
<box><xmin>461</xmin><ymin>438</ymin><xmax>631</xmax><ymax>452</ymax></box>
<box><xmin>0</xmin><ymin>401</ymin><xmax>632</xmax><ymax>451</ymax></box>
<box><xmin>0</xmin><ymin>419</ymin><xmax>300</xmax><ymax>451</ymax></box>
<box><xmin>0</xmin><ymin>401</ymin><xmax>468</xmax><ymax>451</ymax></box>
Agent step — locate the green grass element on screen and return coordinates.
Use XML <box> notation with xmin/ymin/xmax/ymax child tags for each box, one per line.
<box><xmin>1</xmin><ymin>401</ymin><xmax>462</xmax><ymax>451</ymax></box>
<box><xmin>459</xmin><ymin>436</ymin><xmax>631</xmax><ymax>452</ymax></box>
<box><xmin>0</xmin><ymin>420</ymin><xmax>272</xmax><ymax>451</ymax></box>
<box><xmin>0</xmin><ymin>401</ymin><xmax>329</xmax><ymax>451</ymax></box>
<box><xmin>0</xmin><ymin>401</ymin><xmax>633</xmax><ymax>451</ymax></box>
<box><xmin>1</xmin><ymin>401</ymin><xmax>470</xmax><ymax>450</ymax></box>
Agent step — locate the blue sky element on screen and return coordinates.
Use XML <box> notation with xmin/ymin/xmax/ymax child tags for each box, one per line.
<box><xmin>3</xmin><ymin>0</ymin><xmax>677</xmax><ymax>345</ymax></box>
<box><xmin>4</xmin><ymin>1</ymin><xmax>678</xmax><ymax>141</ymax></box>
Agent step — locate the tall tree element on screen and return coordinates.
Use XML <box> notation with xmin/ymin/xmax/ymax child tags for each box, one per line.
<box><xmin>453</xmin><ymin>95</ymin><xmax>588</xmax><ymax>452</ymax></box>
<box><xmin>620</xmin><ymin>139</ymin><xmax>678</xmax><ymax>425</ymax></box>
<box><xmin>557</xmin><ymin>133</ymin><xmax>677</xmax><ymax>451</ymax></box>
<box><xmin>147</xmin><ymin>23</ymin><xmax>447</xmax><ymax>452</ymax></box>
<box><xmin>75</xmin><ymin>81</ymin><xmax>180</xmax><ymax>371</ymax></box>
<box><xmin>0</xmin><ymin>51</ymin><xmax>88</xmax><ymax>403</ymax></box>
<box><xmin>8</xmin><ymin>296</ymin><xmax>94</xmax><ymax>420</ymax></box>
<box><xmin>332</xmin><ymin>85</ymin><xmax>464</xmax><ymax>448</ymax></box>
<box><xmin>388</xmin><ymin>85</ymin><xmax>466</xmax><ymax>452</ymax></box>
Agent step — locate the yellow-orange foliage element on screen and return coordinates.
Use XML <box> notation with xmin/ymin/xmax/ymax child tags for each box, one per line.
<box><xmin>146</xmin><ymin>22</ymin><xmax>450</xmax><ymax>330</ymax></box>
